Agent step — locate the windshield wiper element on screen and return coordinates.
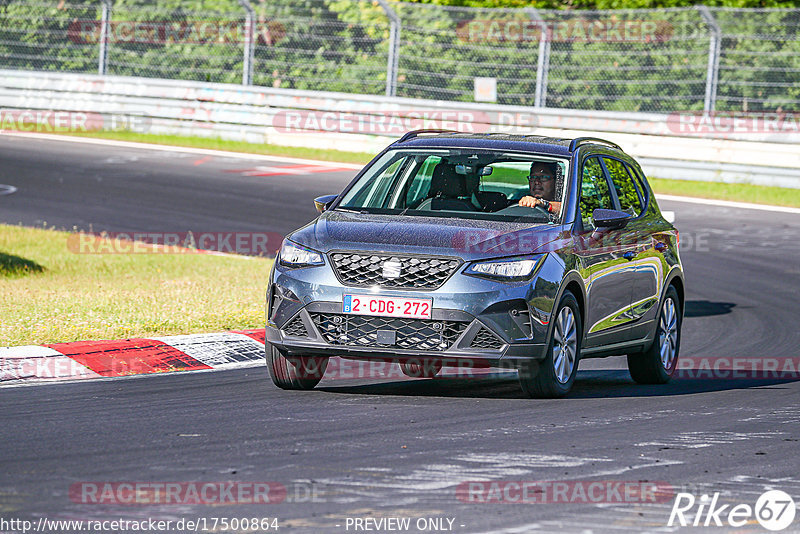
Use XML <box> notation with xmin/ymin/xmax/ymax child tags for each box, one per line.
<box><xmin>333</xmin><ymin>207</ymin><xmax>366</xmax><ymax>214</ymax></box>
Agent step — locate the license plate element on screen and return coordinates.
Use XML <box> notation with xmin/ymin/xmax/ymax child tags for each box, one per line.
<box><xmin>343</xmin><ymin>294</ymin><xmax>432</xmax><ymax>320</ymax></box>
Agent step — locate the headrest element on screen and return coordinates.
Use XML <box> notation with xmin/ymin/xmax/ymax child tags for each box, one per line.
<box><xmin>429</xmin><ymin>163</ymin><xmax>466</xmax><ymax>198</ymax></box>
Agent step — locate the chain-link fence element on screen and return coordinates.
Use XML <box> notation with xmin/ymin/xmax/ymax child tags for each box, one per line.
<box><xmin>1</xmin><ymin>0</ymin><xmax>798</xmax><ymax>113</ymax></box>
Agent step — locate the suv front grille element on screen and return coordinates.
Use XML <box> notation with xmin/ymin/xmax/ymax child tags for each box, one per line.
<box><xmin>310</xmin><ymin>313</ymin><xmax>467</xmax><ymax>351</ymax></box>
<box><xmin>329</xmin><ymin>252</ymin><xmax>461</xmax><ymax>289</ymax></box>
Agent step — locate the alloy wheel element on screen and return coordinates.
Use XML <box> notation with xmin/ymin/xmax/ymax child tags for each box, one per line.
<box><xmin>658</xmin><ymin>297</ymin><xmax>678</xmax><ymax>370</ymax></box>
<box><xmin>553</xmin><ymin>306</ymin><xmax>578</xmax><ymax>383</ymax></box>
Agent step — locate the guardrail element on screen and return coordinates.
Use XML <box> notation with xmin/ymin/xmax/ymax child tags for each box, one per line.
<box><xmin>1</xmin><ymin>69</ymin><xmax>798</xmax><ymax>188</ymax></box>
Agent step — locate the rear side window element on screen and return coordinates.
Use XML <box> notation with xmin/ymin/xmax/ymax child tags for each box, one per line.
<box><xmin>625</xmin><ymin>162</ymin><xmax>651</xmax><ymax>210</ymax></box>
<box><xmin>603</xmin><ymin>157</ymin><xmax>643</xmax><ymax>217</ymax></box>
<box><xmin>580</xmin><ymin>157</ymin><xmax>614</xmax><ymax>229</ymax></box>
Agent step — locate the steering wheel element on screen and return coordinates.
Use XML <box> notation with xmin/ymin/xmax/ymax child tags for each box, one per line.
<box><xmin>495</xmin><ymin>203</ymin><xmax>551</xmax><ymax>218</ymax></box>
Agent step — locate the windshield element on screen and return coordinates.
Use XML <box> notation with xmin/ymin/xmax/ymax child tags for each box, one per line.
<box><xmin>338</xmin><ymin>148</ymin><xmax>568</xmax><ymax>224</ymax></box>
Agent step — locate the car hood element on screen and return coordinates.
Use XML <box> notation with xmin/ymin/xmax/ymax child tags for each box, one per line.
<box><xmin>288</xmin><ymin>211</ymin><xmax>568</xmax><ymax>261</ymax></box>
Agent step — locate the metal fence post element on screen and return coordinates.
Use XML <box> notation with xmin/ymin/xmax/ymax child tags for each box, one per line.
<box><xmin>98</xmin><ymin>0</ymin><xmax>112</xmax><ymax>75</ymax></box>
<box><xmin>697</xmin><ymin>5</ymin><xmax>721</xmax><ymax>114</ymax></box>
<box><xmin>377</xmin><ymin>0</ymin><xmax>400</xmax><ymax>97</ymax></box>
<box><xmin>238</xmin><ymin>0</ymin><xmax>255</xmax><ymax>86</ymax></box>
<box><xmin>527</xmin><ymin>8</ymin><xmax>550</xmax><ymax>108</ymax></box>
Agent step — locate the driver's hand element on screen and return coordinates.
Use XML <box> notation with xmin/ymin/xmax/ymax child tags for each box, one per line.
<box><xmin>518</xmin><ymin>196</ymin><xmax>540</xmax><ymax>208</ymax></box>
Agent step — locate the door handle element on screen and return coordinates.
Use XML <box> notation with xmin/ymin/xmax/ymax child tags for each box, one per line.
<box><xmin>623</xmin><ymin>251</ymin><xmax>636</xmax><ymax>260</ymax></box>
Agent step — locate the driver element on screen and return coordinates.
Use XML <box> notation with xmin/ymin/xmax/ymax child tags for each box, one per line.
<box><xmin>518</xmin><ymin>161</ymin><xmax>562</xmax><ymax>214</ymax></box>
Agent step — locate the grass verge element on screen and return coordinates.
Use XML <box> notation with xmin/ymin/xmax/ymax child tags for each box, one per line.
<box><xmin>649</xmin><ymin>178</ymin><xmax>800</xmax><ymax>208</ymax></box>
<box><xmin>1</xmin><ymin>224</ymin><xmax>270</xmax><ymax>346</ymax></box>
<box><xmin>57</xmin><ymin>131</ymin><xmax>800</xmax><ymax>208</ymax></box>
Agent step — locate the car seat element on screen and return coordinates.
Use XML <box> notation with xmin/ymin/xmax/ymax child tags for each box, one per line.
<box><xmin>415</xmin><ymin>163</ymin><xmax>477</xmax><ymax>211</ymax></box>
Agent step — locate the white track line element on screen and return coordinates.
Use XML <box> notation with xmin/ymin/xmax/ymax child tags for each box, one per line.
<box><xmin>656</xmin><ymin>193</ymin><xmax>800</xmax><ymax>214</ymax></box>
<box><xmin>4</xmin><ymin>132</ymin><xmax>799</xmax><ymax>214</ymax></box>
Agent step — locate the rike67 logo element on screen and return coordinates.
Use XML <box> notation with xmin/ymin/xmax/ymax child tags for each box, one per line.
<box><xmin>669</xmin><ymin>490</ymin><xmax>796</xmax><ymax>531</ymax></box>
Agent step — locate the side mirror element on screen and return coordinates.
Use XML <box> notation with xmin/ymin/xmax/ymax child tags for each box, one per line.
<box><xmin>592</xmin><ymin>208</ymin><xmax>632</xmax><ymax>229</ymax></box>
<box><xmin>479</xmin><ymin>165</ymin><xmax>493</xmax><ymax>176</ymax></box>
<box><xmin>314</xmin><ymin>194</ymin><xmax>338</xmax><ymax>214</ymax></box>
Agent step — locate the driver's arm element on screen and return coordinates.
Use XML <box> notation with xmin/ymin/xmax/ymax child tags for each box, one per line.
<box><xmin>519</xmin><ymin>196</ymin><xmax>561</xmax><ymax>214</ymax></box>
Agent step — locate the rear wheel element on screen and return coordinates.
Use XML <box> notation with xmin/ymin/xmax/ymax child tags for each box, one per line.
<box><xmin>519</xmin><ymin>291</ymin><xmax>581</xmax><ymax>398</ymax></box>
<box><xmin>400</xmin><ymin>359</ymin><xmax>443</xmax><ymax>378</ymax></box>
<box><xmin>266</xmin><ymin>345</ymin><xmax>328</xmax><ymax>390</ymax></box>
<box><xmin>627</xmin><ymin>285</ymin><xmax>681</xmax><ymax>384</ymax></box>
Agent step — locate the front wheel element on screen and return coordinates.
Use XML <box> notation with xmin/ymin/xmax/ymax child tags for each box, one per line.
<box><xmin>266</xmin><ymin>345</ymin><xmax>328</xmax><ymax>390</ymax></box>
<box><xmin>627</xmin><ymin>285</ymin><xmax>681</xmax><ymax>384</ymax></box>
<box><xmin>518</xmin><ymin>291</ymin><xmax>582</xmax><ymax>398</ymax></box>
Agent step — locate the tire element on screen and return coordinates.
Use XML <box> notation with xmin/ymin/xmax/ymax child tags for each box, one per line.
<box><xmin>627</xmin><ymin>285</ymin><xmax>681</xmax><ymax>385</ymax></box>
<box><xmin>400</xmin><ymin>359</ymin><xmax>443</xmax><ymax>378</ymax></box>
<box><xmin>518</xmin><ymin>291</ymin><xmax>582</xmax><ymax>398</ymax></box>
<box><xmin>266</xmin><ymin>344</ymin><xmax>328</xmax><ymax>390</ymax></box>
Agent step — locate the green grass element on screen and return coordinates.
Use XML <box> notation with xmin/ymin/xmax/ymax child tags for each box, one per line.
<box><xmin>648</xmin><ymin>178</ymin><xmax>800</xmax><ymax>208</ymax></box>
<box><xmin>64</xmin><ymin>130</ymin><xmax>375</xmax><ymax>165</ymax></box>
<box><xmin>0</xmin><ymin>224</ymin><xmax>271</xmax><ymax>346</ymax></box>
<box><xmin>56</xmin><ymin>131</ymin><xmax>800</xmax><ymax>208</ymax></box>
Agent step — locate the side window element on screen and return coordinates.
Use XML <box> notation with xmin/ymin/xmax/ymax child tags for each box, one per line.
<box><xmin>580</xmin><ymin>157</ymin><xmax>614</xmax><ymax>229</ymax></box>
<box><xmin>625</xmin><ymin>162</ymin><xmax>651</xmax><ymax>211</ymax></box>
<box><xmin>603</xmin><ymin>157</ymin><xmax>643</xmax><ymax>217</ymax></box>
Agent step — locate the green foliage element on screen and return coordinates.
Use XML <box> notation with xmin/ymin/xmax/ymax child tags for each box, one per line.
<box><xmin>411</xmin><ymin>0</ymin><xmax>797</xmax><ymax>7</ymax></box>
<box><xmin>107</xmin><ymin>0</ymin><xmax>245</xmax><ymax>83</ymax></box>
<box><xmin>0</xmin><ymin>1</ymin><xmax>100</xmax><ymax>73</ymax></box>
<box><xmin>0</xmin><ymin>0</ymin><xmax>797</xmax><ymax>111</ymax></box>
<box><xmin>712</xmin><ymin>9</ymin><xmax>800</xmax><ymax>111</ymax></box>
<box><xmin>249</xmin><ymin>0</ymin><xmax>388</xmax><ymax>93</ymax></box>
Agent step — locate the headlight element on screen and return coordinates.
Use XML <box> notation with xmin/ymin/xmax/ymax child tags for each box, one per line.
<box><xmin>465</xmin><ymin>255</ymin><xmax>543</xmax><ymax>280</ymax></box>
<box><xmin>279</xmin><ymin>240</ymin><xmax>324</xmax><ymax>267</ymax></box>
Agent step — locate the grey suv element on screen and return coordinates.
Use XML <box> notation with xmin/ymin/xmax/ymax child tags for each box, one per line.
<box><xmin>265</xmin><ymin>132</ymin><xmax>684</xmax><ymax>397</ymax></box>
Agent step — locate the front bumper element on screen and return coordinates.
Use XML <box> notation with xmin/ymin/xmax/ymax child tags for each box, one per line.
<box><xmin>267</xmin><ymin>303</ymin><xmax>548</xmax><ymax>366</ymax></box>
<box><xmin>266</xmin><ymin>250</ymin><xmax>565</xmax><ymax>365</ymax></box>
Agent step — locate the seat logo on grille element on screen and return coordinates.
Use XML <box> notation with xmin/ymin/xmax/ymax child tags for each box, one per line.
<box><xmin>382</xmin><ymin>260</ymin><xmax>402</xmax><ymax>279</ymax></box>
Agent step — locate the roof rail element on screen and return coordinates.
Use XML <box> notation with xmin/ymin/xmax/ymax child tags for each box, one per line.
<box><xmin>397</xmin><ymin>129</ymin><xmax>459</xmax><ymax>143</ymax></box>
<box><xmin>569</xmin><ymin>137</ymin><xmax>622</xmax><ymax>152</ymax></box>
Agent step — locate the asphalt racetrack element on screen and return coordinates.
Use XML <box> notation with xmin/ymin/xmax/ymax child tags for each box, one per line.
<box><xmin>2</xmin><ymin>135</ymin><xmax>800</xmax><ymax>533</ymax></box>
